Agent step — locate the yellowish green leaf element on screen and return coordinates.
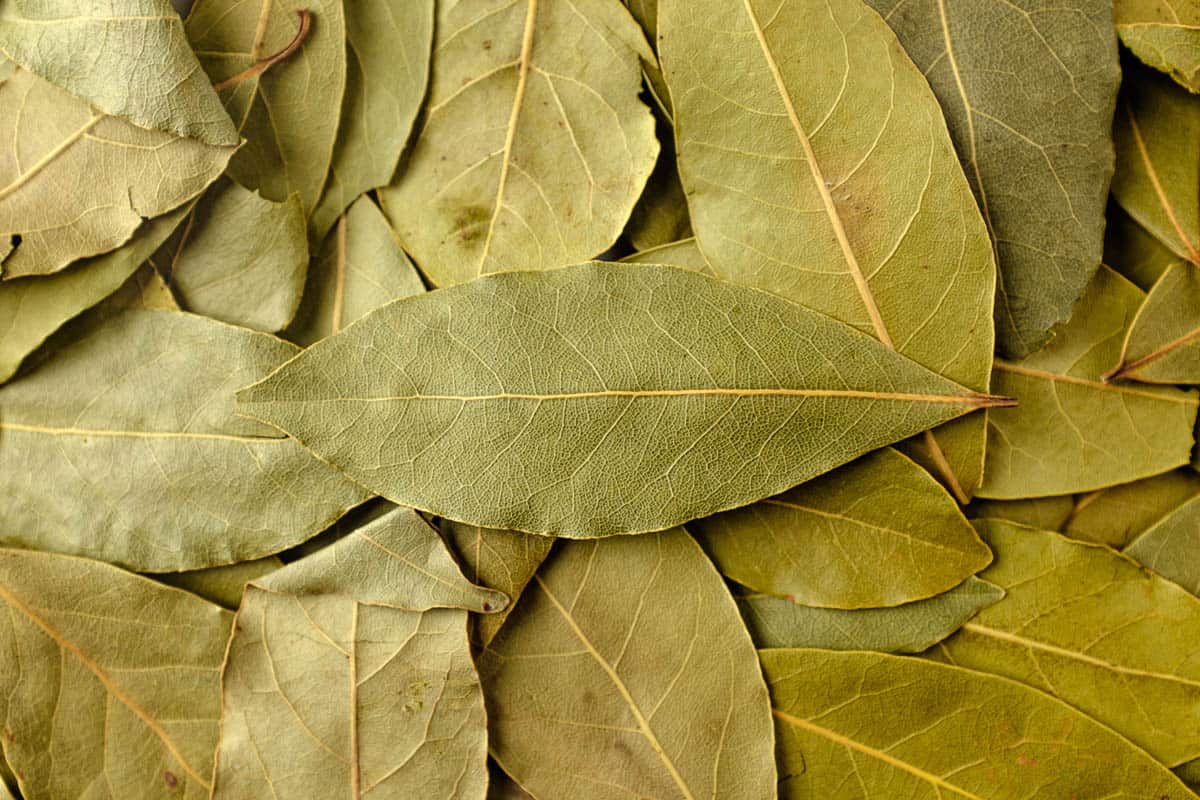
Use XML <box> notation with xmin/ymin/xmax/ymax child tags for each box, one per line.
<box><xmin>152</xmin><ymin>556</ymin><xmax>283</xmax><ymax>609</ymax></box>
<box><xmin>379</xmin><ymin>0</ymin><xmax>658</xmax><ymax>287</ymax></box>
<box><xmin>237</xmin><ymin>262</ymin><xmax>1003</xmax><ymax>537</ymax></box>
<box><xmin>1066</xmin><ymin>469</ymin><xmax>1200</xmax><ymax>548</ymax></box>
<box><xmin>104</xmin><ymin>262</ymin><xmax>180</xmax><ymax>312</ymax></box>
<box><xmin>764</xmin><ymin>647</ymin><xmax>1197</xmax><ymax>798</ymax></box>
<box><xmin>619</xmin><ymin>236</ymin><xmax>713</xmax><ymax>274</ymax></box>
<box><xmin>1117</xmin><ymin>0</ymin><xmax>1200</xmax><ymax>93</ymax></box>
<box><xmin>480</xmin><ymin>530</ymin><xmax>776</xmax><ymax>800</ymax></box>
<box><xmin>0</xmin><ymin>309</ymin><xmax>370</xmax><ymax>570</ymax></box>
<box><xmin>966</xmin><ymin>495</ymin><xmax>1075</xmax><ymax>531</ymax></box>
<box><xmin>693</xmin><ymin>448</ymin><xmax>991</xmax><ymax>609</ymax></box>
<box><xmin>1106</xmin><ymin>201</ymin><xmax>1184</xmax><ymax>290</ymax></box>
<box><xmin>625</xmin><ymin>119</ymin><xmax>691</xmax><ymax>250</ymax></box>
<box><xmin>980</xmin><ymin>266</ymin><xmax>1197</xmax><ymax>498</ymax></box>
<box><xmin>1109</xmin><ymin>261</ymin><xmax>1200</xmax><ymax>383</ymax></box>
<box><xmin>1125</xmin><ymin>495</ymin><xmax>1200</xmax><ymax>597</ymax></box>
<box><xmin>935</xmin><ymin>519</ymin><xmax>1200</xmax><ymax>766</ymax></box>
<box><xmin>0</xmin><ymin>549</ymin><xmax>232</xmax><ymax>799</ymax></box>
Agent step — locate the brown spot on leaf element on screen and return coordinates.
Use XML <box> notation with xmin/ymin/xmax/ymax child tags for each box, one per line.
<box><xmin>163</xmin><ymin>770</ymin><xmax>178</xmax><ymax>788</ymax></box>
<box><xmin>481</xmin><ymin>601</ymin><xmax>492</xmax><ymax>612</ymax></box>
<box><xmin>483</xmin><ymin>39</ymin><xmax>493</xmax><ymax>50</ymax></box>
<box><xmin>453</xmin><ymin>205</ymin><xmax>492</xmax><ymax>245</ymax></box>
<box><xmin>1015</xmin><ymin>754</ymin><xmax>1038</xmax><ymax>768</ymax></box>
<box><xmin>2</xmin><ymin>728</ymin><xmax>12</xmax><ymax>742</ymax></box>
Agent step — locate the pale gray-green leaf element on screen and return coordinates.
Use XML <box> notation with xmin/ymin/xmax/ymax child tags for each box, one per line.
<box><xmin>737</xmin><ymin>577</ymin><xmax>1003</xmax><ymax>653</ymax></box>
<box><xmin>288</xmin><ymin>195</ymin><xmax>426</xmax><ymax>347</ymax></box>
<box><xmin>619</xmin><ymin>236</ymin><xmax>714</xmax><ymax>274</ymax></box>
<box><xmin>867</xmin><ymin>0</ymin><xmax>1120</xmax><ymax>358</ymax></box>
<box><xmin>1125</xmin><ymin>495</ymin><xmax>1200</xmax><ymax>597</ymax></box>
<box><xmin>0</xmin><ymin>549</ymin><xmax>232</xmax><ymax>799</ymax></box>
<box><xmin>379</xmin><ymin>0</ymin><xmax>658</xmax><ymax>287</ymax></box>
<box><xmin>156</xmin><ymin>179</ymin><xmax>308</xmax><ymax>332</ymax></box>
<box><xmin>980</xmin><ymin>266</ymin><xmax>1198</xmax><ymax>498</ymax></box>
<box><xmin>213</xmin><ymin>588</ymin><xmax>487</xmax><ymax>800</ymax></box>
<box><xmin>0</xmin><ymin>309</ymin><xmax>370</xmax><ymax>571</ymax></box>
<box><xmin>481</xmin><ymin>530</ymin><xmax>776</xmax><ymax>800</ymax></box>
<box><xmin>257</xmin><ymin>505</ymin><xmax>509</xmax><ymax>613</ymax></box>
<box><xmin>0</xmin><ymin>67</ymin><xmax>234</xmax><ymax>279</ymax></box>
<box><xmin>1109</xmin><ymin>261</ymin><xmax>1200</xmax><ymax>383</ymax></box>
<box><xmin>309</xmin><ymin>0</ymin><xmax>434</xmax><ymax>241</ymax></box>
<box><xmin>693</xmin><ymin>448</ymin><xmax>992</xmax><ymax>609</ymax></box>
<box><xmin>660</xmin><ymin>0</ymin><xmax>997</xmax><ymax>500</ymax></box>
<box><xmin>237</xmin><ymin>262</ymin><xmax>1002</xmax><ymax>537</ymax></box>
<box><xmin>936</xmin><ymin>519</ymin><xmax>1200</xmax><ymax>766</ymax></box>
<box><xmin>625</xmin><ymin>123</ymin><xmax>691</xmax><ymax>250</ymax></box>
<box><xmin>152</xmin><ymin>556</ymin><xmax>283</xmax><ymax>609</ymax></box>
<box><xmin>0</xmin><ymin>0</ymin><xmax>238</xmax><ymax>144</ymax></box>
<box><xmin>764</xmin><ymin>648</ymin><xmax>1198</xmax><ymax>798</ymax></box>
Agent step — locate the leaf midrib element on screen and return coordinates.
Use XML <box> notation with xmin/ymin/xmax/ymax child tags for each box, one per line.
<box><xmin>994</xmin><ymin>361</ymin><xmax>1199</xmax><ymax>405</ymax></box>
<box><xmin>0</xmin><ymin>421</ymin><xmax>288</xmax><ymax>443</ymax></box>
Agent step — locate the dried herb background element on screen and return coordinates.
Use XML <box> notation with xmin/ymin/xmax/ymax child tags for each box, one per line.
<box><xmin>1</xmin><ymin>0</ymin><xmax>1200</xmax><ymax>798</ymax></box>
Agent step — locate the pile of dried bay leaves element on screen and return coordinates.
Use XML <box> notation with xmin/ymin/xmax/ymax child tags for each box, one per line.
<box><xmin>4</xmin><ymin>0</ymin><xmax>1200</xmax><ymax>797</ymax></box>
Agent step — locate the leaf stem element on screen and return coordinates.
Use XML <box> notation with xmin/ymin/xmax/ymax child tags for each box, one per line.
<box><xmin>212</xmin><ymin>10</ymin><xmax>312</xmax><ymax>93</ymax></box>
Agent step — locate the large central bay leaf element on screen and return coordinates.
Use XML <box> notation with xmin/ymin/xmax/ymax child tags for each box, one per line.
<box><xmin>238</xmin><ymin>262</ymin><xmax>1005</xmax><ymax>537</ymax></box>
<box><xmin>659</xmin><ymin>0</ymin><xmax>996</xmax><ymax>500</ymax></box>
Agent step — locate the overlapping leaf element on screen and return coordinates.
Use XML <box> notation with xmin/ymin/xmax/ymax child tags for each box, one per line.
<box><xmin>379</xmin><ymin>0</ymin><xmax>658</xmax><ymax>287</ymax></box>
<box><xmin>0</xmin><ymin>549</ymin><xmax>232</xmax><ymax>799</ymax></box>
<box><xmin>967</xmin><ymin>495</ymin><xmax>1075</xmax><ymax>531</ymax></box>
<box><xmin>1065</xmin><ymin>469</ymin><xmax>1200</xmax><ymax>547</ymax></box>
<box><xmin>620</xmin><ymin>237</ymin><xmax>713</xmax><ymax>274</ymax></box>
<box><xmin>238</xmin><ymin>262</ymin><xmax>1004</xmax><ymax>537</ymax></box>
<box><xmin>1109</xmin><ymin>261</ymin><xmax>1200</xmax><ymax>382</ymax></box>
<box><xmin>935</xmin><ymin>519</ymin><xmax>1200</xmax><ymax>766</ymax></box>
<box><xmin>0</xmin><ymin>309</ymin><xmax>370</xmax><ymax>570</ymax></box>
<box><xmin>764</xmin><ymin>648</ymin><xmax>1197</xmax><ymax>798</ymax></box>
<box><xmin>1125</xmin><ymin>495</ymin><xmax>1200</xmax><ymax>596</ymax></box>
<box><xmin>867</xmin><ymin>0</ymin><xmax>1120</xmax><ymax>358</ymax></box>
<box><xmin>480</xmin><ymin>530</ymin><xmax>777</xmax><ymax>800</ymax></box>
<box><xmin>1117</xmin><ymin>0</ymin><xmax>1200</xmax><ymax>93</ymax></box>
<box><xmin>153</xmin><ymin>556</ymin><xmax>283</xmax><ymax>609</ymax></box>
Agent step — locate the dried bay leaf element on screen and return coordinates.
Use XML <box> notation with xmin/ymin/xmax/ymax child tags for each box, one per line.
<box><xmin>0</xmin><ymin>67</ymin><xmax>234</xmax><ymax>279</ymax></box>
<box><xmin>624</xmin><ymin>117</ymin><xmax>692</xmax><ymax>250</ymax></box>
<box><xmin>238</xmin><ymin>262</ymin><xmax>1006</xmax><ymax>537</ymax></box>
<box><xmin>256</xmin><ymin>506</ymin><xmax>508</xmax><ymax>614</ymax></box>
<box><xmin>763</xmin><ymin>648</ymin><xmax>1198</xmax><ymax>798</ymax></box>
<box><xmin>693</xmin><ymin>448</ymin><xmax>992</xmax><ymax>609</ymax></box>
<box><xmin>442</xmin><ymin>520</ymin><xmax>554</xmax><ymax>647</ymax></box>
<box><xmin>619</xmin><ymin>236</ymin><xmax>714</xmax><ymax>274</ymax></box>
<box><xmin>0</xmin><ymin>309</ymin><xmax>370</xmax><ymax>571</ymax></box>
<box><xmin>0</xmin><ymin>549</ymin><xmax>232</xmax><ymax>799</ymax></box>
<box><xmin>287</xmin><ymin>195</ymin><xmax>426</xmax><ymax>347</ymax></box>
<box><xmin>1124</xmin><ymin>495</ymin><xmax>1200</xmax><ymax>597</ymax></box>
<box><xmin>867</xmin><ymin>0</ymin><xmax>1119</xmax><ymax>358</ymax></box>
<box><xmin>309</xmin><ymin>0</ymin><xmax>434</xmax><ymax>241</ymax></box>
<box><xmin>213</xmin><ymin>588</ymin><xmax>488</xmax><ymax>800</ymax></box>
<box><xmin>1178</xmin><ymin>758</ymin><xmax>1200</xmax><ymax>792</ymax></box>
<box><xmin>154</xmin><ymin>179</ymin><xmax>309</xmax><ymax>332</ymax></box>
<box><xmin>738</xmin><ymin>577</ymin><xmax>1003</xmax><ymax>653</ymax></box>
<box><xmin>979</xmin><ymin>266</ymin><xmax>1198</xmax><ymax>498</ymax></box>
<box><xmin>0</xmin><ymin>0</ymin><xmax>238</xmax><ymax>144</ymax></box>
<box><xmin>1117</xmin><ymin>0</ymin><xmax>1200</xmax><ymax>94</ymax></box>
<box><xmin>1106</xmin><ymin>201</ymin><xmax>1184</xmax><ymax>290</ymax></box>
<box><xmin>486</xmin><ymin>762</ymin><xmax>536</xmax><ymax>800</ymax></box>
<box><xmin>0</xmin><ymin>204</ymin><xmax>187</xmax><ymax>384</ymax></box>
<box><xmin>379</xmin><ymin>0</ymin><xmax>658</xmax><ymax>287</ymax></box>
<box><xmin>106</xmin><ymin>262</ymin><xmax>181</xmax><ymax>312</ymax></box>
<box><xmin>186</xmin><ymin>0</ymin><xmax>345</xmax><ymax>217</ymax></box>
<box><xmin>1065</xmin><ymin>469</ymin><xmax>1200</xmax><ymax>548</ymax></box>
<box><xmin>935</xmin><ymin>519</ymin><xmax>1200</xmax><ymax>766</ymax></box>
<box><xmin>660</xmin><ymin>0</ymin><xmax>996</xmax><ymax>501</ymax></box>
<box><xmin>1108</xmin><ymin>261</ymin><xmax>1200</xmax><ymax>382</ymax></box>
<box><xmin>966</xmin><ymin>495</ymin><xmax>1075</xmax><ymax>531</ymax></box>
<box><xmin>152</xmin><ymin>556</ymin><xmax>283</xmax><ymax>609</ymax></box>
<box><xmin>480</xmin><ymin>530</ymin><xmax>776</xmax><ymax>800</ymax></box>
<box><xmin>1113</xmin><ymin>59</ymin><xmax>1200</xmax><ymax>265</ymax></box>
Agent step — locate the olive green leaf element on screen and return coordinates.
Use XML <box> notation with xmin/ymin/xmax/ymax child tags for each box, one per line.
<box><xmin>866</xmin><ymin>0</ymin><xmax>1119</xmax><ymax>359</ymax></box>
<box><xmin>625</xmin><ymin>119</ymin><xmax>692</xmax><ymax>251</ymax></box>
<box><xmin>979</xmin><ymin>266</ymin><xmax>1198</xmax><ymax>498</ymax></box>
<box><xmin>0</xmin><ymin>309</ymin><xmax>370</xmax><ymax>571</ymax></box>
<box><xmin>238</xmin><ymin>262</ymin><xmax>1006</xmax><ymax>537</ymax></box>
<box><xmin>152</xmin><ymin>556</ymin><xmax>283</xmax><ymax>609</ymax></box>
<box><xmin>378</xmin><ymin>0</ymin><xmax>658</xmax><ymax>288</ymax></box>
<box><xmin>1178</xmin><ymin>758</ymin><xmax>1200</xmax><ymax>792</ymax></box>
<box><xmin>1107</xmin><ymin>202</ymin><xmax>1186</xmax><ymax>290</ymax></box>
<box><xmin>0</xmin><ymin>67</ymin><xmax>235</xmax><ymax>279</ymax></box>
<box><xmin>153</xmin><ymin>179</ymin><xmax>308</xmax><ymax>332</ymax></box>
<box><xmin>442</xmin><ymin>520</ymin><xmax>554</xmax><ymax>647</ymax></box>
<box><xmin>213</xmin><ymin>588</ymin><xmax>488</xmax><ymax>800</ymax></box>
<box><xmin>763</xmin><ymin>648</ymin><xmax>1198</xmax><ymax>799</ymax></box>
<box><xmin>966</xmin><ymin>495</ymin><xmax>1075</xmax><ymax>531</ymax></box>
<box><xmin>737</xmin><ymin>577</ymin><xmax>1003</xmax><ymax>653</ymax></box>
<box><xmin>1113</xmin><ymin>59</ymin><xmax>1200</xmax><ymax>266</ymax></box>
<box><xmin>186</xmin><ymin>0</ymin><xmax>344</xmax><ymax>217</ymax></box>
<box><xmin>935</xmin><ymin>519</ymin><xmax>1200</xmax><ymax>766</ymax></box>
<box><xmin>0</xmin><ymin>204</ymin><xmax>187</xmax><ymax>384</ymax></box>
<box><xmin>1124</xmin><ymin>495</ymin><xmax>1200</xmax><ymax>597</ymax></box>
<box><xmin>487</xmin><ymin>762</ymin><xmax>536</xmax><ymax>800</ymax></box>
<box><xmin>619</xmin><ymin>236</ymin><xmax>714</xmax><ymax>274</ymax></box>
<box><xmin>693</xmin><ymin>448</ymin><xmax>992</xmax><ymax>609</ymax></box>
<box><xmin>0</xmin><ymin>549</ymin><xmax>233</xmax><ymax>799</ymax></box>
<box><xmin>288</xmin><ymin>195</ymin><xmax>427</xmax><ymax>347</ymax></box>
<box><xmin>256</xmin><ymin>506</ymin><xmax>509</xmax><ymax>614</ymax></box>
<box><xmin>480</xmin><ymin>530</ymin><xmax>777</xmax><ymax>800</ymax></box>
<box><xmin>1065</xmin><ymin>469</ymin><xmax>1200</xmax><ymax>548</ymax></box>
<box><xmin>1117</xmin><ymin>0</ymin><xmax>1200</xmax><ymax>94</ymax></box>
<box><xmin>105</xmin><ymin>262</ymin><xmax>181</xmax><ymax>312</ymax></box>
<box><xmin>660</xmin><ymin>0</ymin><xmax>996</xmax><ymax>502</ymax></box>
<box><xmin>1108</xmin><ymin>262</ymin><xmax>1200</xmax><ymax>383</ymax></box>
<box><xmin>309</xmin><ymin>0</ymin><xmax>434</xmax><ymax>241</ymax></box>
<box><xmin>0</xmin><ymin>0</ymin><xmax>238</xmax><ymax>145</ymax></box>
